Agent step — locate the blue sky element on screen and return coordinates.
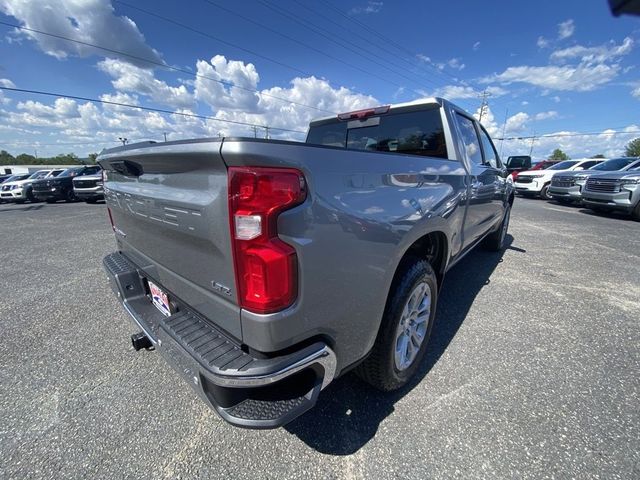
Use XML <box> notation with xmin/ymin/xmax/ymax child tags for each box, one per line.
<box><xmin>0</xmin><ymin>0</ymin><xmax>638</xmax><ymax>159</ymax></box>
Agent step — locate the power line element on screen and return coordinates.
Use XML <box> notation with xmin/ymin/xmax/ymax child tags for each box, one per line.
<box><xmin>255</xmin><ymin>0</ymin><xmax>446</xmax><ymax>92</ymax></box>
<box><xmin>497</xmin><ymin>129</ymin><xmax>640</xmax><ymax>141</ymax></box>
<box><xmin>313</xmin><ymin>0</ymin><xmax>513</xmax><ymax>114</ymax></box>
<box><xmin>0</xmin><ymin>21</ymin><xmax>335</xmax><ymax>115</ymax></box>
<box><xmin>290</xmin><ymin>0</ymin><xmax>454</xmax><ymax>90</ymax></box>
<box><xmin>0</xmin><ymin>86</ymin><xmax>307</xmax><ymax>134</ymax></box>
<box><xmin>199</xmin><ymin>0</ymin><xmax>410</xmax><ymax>93</ymax></box>
<box><xmin>112</xmin><ymin>0</ymin><xmax>312</xmax><ymax>78</ymax></box>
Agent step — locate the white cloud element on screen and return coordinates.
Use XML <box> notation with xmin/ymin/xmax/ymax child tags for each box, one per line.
<box><xmin>521</xmin><ymin>100</ymin><xmax>529</xmax><ymax>106</ymax></box>
<box><xmin>349</xmin><ymin>1</ymin><xmax>383</xmax><ymax>14</ymax></box>
<box><xmin>416</xmin><ymin>54</ymin><xmax>431</xmax><ymax>64</ymax></box>
<box><xmin>552</xmin><ymin>96</ymin><xmax>561</xmax><ymax>103</ymax></box>
<box><xmin>558</xmin><ymin>19</ymin><xmax>575</xmax><ymax>40</ymax></box>
<box><xmin>537</xmin><ymin>36</ymin><xmax>550</xmax><ymax>49</ymax></box>
<box><xmin>484</xmin><ymin>63</ymin><xmax>619</xmax><ymax>91</ymax></box>
<box><xmin>533</xmin><ymin>111</ymin><xmax>558</xmax><ymax>120</ymax></box>
<box><xmin>632</xmin><ymin>85</ymin><xmax>640</xmax><ymax>99</ymax></box>
<box><xmin>194</xmin><ymin>55</ymin><xmax>260</xmax><ymax>112</ymax></box>
<box><xmin>0</xmin><ymin>78</ymin><xmax>15</xmax><ymax>105</ymax></box>
<box><xmin>0</xmin><ymin>54</ymin><xmax>381</xmax><ymax>154</ymax></box>
<box><xmin>447</xmin><ymin>58</ymin><xmax>465</xmax><ymax>71</ymax></box>
<box><xmin>550</xmin><ymin>37</ymin><xmax>634</xmax><ymax>64</ymax></box>
<box><xmin>505</xmin><ymin>112</ymin><xmax>530</xmax><ymax>133</ymax></box>
<box><xmin>428</xmin><ymin>84</ymin><xmax>507</xmax><ymax>100</ymax></box>
<box><xmin>0</xmin><ymin>0</ymin><xmax>162</xmax><ymax>68</ymax></box>
<box><xmin>98</xmin><ymin>59</ymin><xmax>194</xmax><ymax>109</ymax></box>
<box><xmin>473</xmin><ymin>41</ymin><xmax>480</xmax><ymax>51</ymax></box>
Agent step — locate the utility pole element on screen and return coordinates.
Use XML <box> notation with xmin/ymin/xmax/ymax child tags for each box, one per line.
<box><xmin>163</xmin><ymin>132</ymin><xmax>167</xmax><ymax>142</ymax></box>
<box><xmin>118</xmin><ymin>137</ymin><xmax>128</xmax><ymax>146</ymax></box>
<box><xmin>499</xmin><ymin>108</ymin><xmax>508</xmax><ymax>158</ymax></box>
<box><xmin>478</xmin><ymin>89</ymin><xmax>491</xmax><ymax>123</ymax></box>
<box><xmin>529</xmin><ymin>131</ymin><xmax>537</xmax><ymax>157</ymax></box>
<box><xmin>251</xmin><ymin>125</ymin><xmax>258</xmax><ymax>138</ymax></box>
<box><xmin>264</xmin><ymin>126</ymin><xmax>270</xmax><ymax>140</ymax></box>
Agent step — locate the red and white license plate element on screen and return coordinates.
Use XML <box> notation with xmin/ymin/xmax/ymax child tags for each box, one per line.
<box><xmin>148</xmin><ymin>280</ymin><xmax>172</xmax><ymax>317</ymax></box>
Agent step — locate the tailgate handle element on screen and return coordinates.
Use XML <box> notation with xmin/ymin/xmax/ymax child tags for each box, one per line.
<box><xmin>112</xmin><ymin>160</ymin><xmax>144</xmax><ymax>177</ymax></box>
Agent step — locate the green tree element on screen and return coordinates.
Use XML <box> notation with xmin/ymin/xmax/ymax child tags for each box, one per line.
<box><xmin>87</xmin><ymin>153</ymin><xmax>98</xmax><ymax>164</ymax></box>
<box><xmin>548</xmin><ymin>148</ymin><xmax>570</xmax><ymax>161</ymax></box>
<box><xmin>15</xmin><ymin>153</ymin><xmax>37</xmax><ymax>164</ymax></box>
<box><xmin>590</xmin><ymin>154</ymin><xmax>606</xmax><ymax>159</ymax></box>
<box><xmin>625</xmin><ymin>138</ymin><xmax>640</xmax><ymax>157</ymax></box>
<box><xmin>0</xmin><ymin>150</ymin><xmax>15</xmax><ymax>165</ymax></box>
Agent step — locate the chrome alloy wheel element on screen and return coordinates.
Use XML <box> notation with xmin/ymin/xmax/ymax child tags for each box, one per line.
<box><xmin>394</xmin><ymin>282</ymin><xmax>431</xmax><ymax>371</ymax></box>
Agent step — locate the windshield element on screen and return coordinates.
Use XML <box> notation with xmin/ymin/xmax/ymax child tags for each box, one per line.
<box><xmin>590</xmin><ymin>157</ymin><xmax>637</xmax><ymax>171</ymax></box>
<box><xmin>507</xmin><ymin>156</ymin><xmax>530</xmax><ymax>168</ymax></box>
<box><xmin>58</xmin><ymin>168</ymin><xmax>83</xmax><ymax>178</ymax></box>
<box><xmin>28</xmin><ymin>170</ymin><xmax>51</xmax><ymax>180</ymax></box>
<box><xmin>547</xmin><ymin>160</ymin><xmax>579</xmax><ymax>170</ymax></box>
<box><xmin>5</xmin><ymin>174</ymin><xmax>30</xmax><ymax>182</ymax></box>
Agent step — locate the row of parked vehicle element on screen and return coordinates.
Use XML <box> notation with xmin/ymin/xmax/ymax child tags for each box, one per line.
<box><xmin>0</xmin><ymin>165</ymin><xmax>104</xmax><ymax>204</ymax></box>
<box><xmin>507</xmin><ymin>156</ymin><xmax>640</xmax><ymax>220</ymax></box>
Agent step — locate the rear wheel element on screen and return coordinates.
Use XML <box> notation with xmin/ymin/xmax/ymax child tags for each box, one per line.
<box><xmin>46</xmin><ymin>199</ymin><xmax>56</xmax><ymax>204</ymax></box>
<box><xmin>86</xmin><ymin>198</ymin><xmax>97</xmax><ymax>204</ymax></box>
<box><xmin>356</xmin><ymin>259</ymin><xmax>437</xmax><ymax>391</ymax></box>
<box><xmin>632</xmin><ymin>201</ymin><xmax>640</xmax><ymax>221</ymax></box>
<box><xmin>539</xmin><ymin>184</ymin><xmax>551</xmax><ymax>200</ymax></box>
<box><xmin>484</xmin><ymin>204</ymin><xmax>511</xmax><ymax>251</ymax></box>
<box><xmin>65</xmin><ymin>189</ymin><xmax>77</xmax><ymax>202</ymax></box>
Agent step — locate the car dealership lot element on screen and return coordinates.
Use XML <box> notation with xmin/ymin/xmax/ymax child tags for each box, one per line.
<box><xmin>0</xmin><ymin>199</ymin><xmax>638</xmax><ymax>479</ymax></box>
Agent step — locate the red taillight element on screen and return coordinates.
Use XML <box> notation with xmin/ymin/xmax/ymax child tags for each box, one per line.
<box><xmin>107</xmin><ymin>206</ymin><xmax>115</xmax><ymax>232</ymax></box>
<box><xmin>228</xmin><ymin>167</ymin><xmax>306</xmax><ymax>314</ymax></box>
<box><xmin>337</xmin><ymin>105</ymin><xmax>390</xmax><ymax>121</ymax></box>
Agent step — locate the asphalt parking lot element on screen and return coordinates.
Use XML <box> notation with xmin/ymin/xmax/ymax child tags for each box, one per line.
<box><xmin>1</xmin><ymin>198</ymin><xmax>638</xmax><ymax>479</ymax></box>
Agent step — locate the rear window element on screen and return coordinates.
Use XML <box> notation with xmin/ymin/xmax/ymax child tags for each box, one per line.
<box><xmin>306</xmin><ymin>108</ymin><xmax>448</xmax><ymax>159</ymax></box>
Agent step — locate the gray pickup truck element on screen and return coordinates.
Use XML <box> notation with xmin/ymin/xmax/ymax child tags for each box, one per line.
<box><xmin>99</xmin><ymin>98</ymin><xmax>513</xmax><ymax>428</ymax></box>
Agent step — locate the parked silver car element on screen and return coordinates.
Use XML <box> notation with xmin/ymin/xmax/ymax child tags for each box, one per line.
<box><xmin>582</xmin><ymin>160</ymin><xmax>640</xmax><ymax>219</ymax></box>
<box><xmin>549</xmin><ymin>157</ymin><xmax>637</xmax><ymax>203</ymax></box>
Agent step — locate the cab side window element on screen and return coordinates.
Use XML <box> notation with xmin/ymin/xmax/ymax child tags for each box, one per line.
<box><xmin>455</xmin><ymin>113</ymin><xmax>483</xmax><ymax>166</ymax></box>
<box><xmin>478</xmin><ymin>127</ymin><xmax>500</xmax><ymax>169</ymax></box>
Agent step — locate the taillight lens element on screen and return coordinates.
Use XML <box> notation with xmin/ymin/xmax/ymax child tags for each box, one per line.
<box><xmin>228</xmin><ymin>167</ymin><xmax>306</xmax><ymax>314</ymax></box>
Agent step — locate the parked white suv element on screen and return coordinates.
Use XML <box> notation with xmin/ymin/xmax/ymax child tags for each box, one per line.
<box><xmin>514</xmin><ymin>159</ymin><xmax>603</xmax><ymax>200</ymax></box>
<box><xmin>0</xmin><ymin>169</ymin><xmax>64</xmax><ymax>203</ymax></box>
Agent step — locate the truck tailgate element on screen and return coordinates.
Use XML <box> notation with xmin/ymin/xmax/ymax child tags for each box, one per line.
<box><xmin>99</xmin><ymin>140</ymin><xmax>241</xmax><ymax>339</ymax></box>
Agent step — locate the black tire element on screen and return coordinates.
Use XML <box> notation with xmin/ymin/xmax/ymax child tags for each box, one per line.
<box><xmin>356</xmin><ymin>259</ymin><xmax>437</xmax><ymax>391</ymax></box>
<box><xmin>65</xmin><ymin>189</ymin><xmax>77</xmax><ymax>202</ymax></box>
<box><xmin>45</xmin><ymin>199</ymin><xmax>56</xmax><ymax>204</ymax></box>
<box><xmin>86</xmin><ymin>198</ymin><xmax>97</xmax><ymax>204</ymax></box>
<box><xmin>539</xmin><ymin>184</ymin><xmax>551</xmax><ymax>200</ymax></box>
<box><xmin>26</xmin><ymin>188</ymin><xmax>36</xmax><ymax>203</ymax></box>
<box><xmin>484</xmin><ymin>204</ymin><xmax>511</xmax><ymax>251</ymax></box>
<box><xmin>632</xmin><ymin>202</ymin><xmax>640</xmax><ymax>221</ymax></box>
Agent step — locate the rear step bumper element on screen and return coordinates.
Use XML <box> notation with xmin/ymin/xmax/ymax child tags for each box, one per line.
<box><xmin>103</xmin><ymin>251</ymin><xmax>336</xmax><ymax>429</ymax></box>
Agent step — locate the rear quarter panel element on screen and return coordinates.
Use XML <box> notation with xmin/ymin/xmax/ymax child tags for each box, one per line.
<box><xmin>221</xmin><ymin>139</ymin><xmax>467</xmax><ymax>371</ymax></box>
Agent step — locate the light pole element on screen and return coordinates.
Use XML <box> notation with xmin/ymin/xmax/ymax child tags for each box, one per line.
<box><xmin>118</xmin><ymin>137</ymin><xmax>128</xmax><ymax>146</ymax></box>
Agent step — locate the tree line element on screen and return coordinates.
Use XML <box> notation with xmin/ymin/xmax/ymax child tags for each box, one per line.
<box><xmin>0</xmin><ymin>150</ymin><xmax>98</xmax><ymax>166</ymax></box>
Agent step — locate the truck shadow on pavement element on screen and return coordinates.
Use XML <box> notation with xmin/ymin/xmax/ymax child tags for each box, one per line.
<box><xmin>285</xmin><ymin>235</ymin><xmax>522</xmax><ymax>455</ymax></box>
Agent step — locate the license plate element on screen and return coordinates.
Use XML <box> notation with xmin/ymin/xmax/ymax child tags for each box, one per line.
<box><xmin>148</xmin><ymin>280</ymin><xmax>172</xmax><ymax>317</ymax></box>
